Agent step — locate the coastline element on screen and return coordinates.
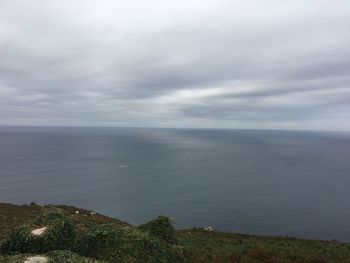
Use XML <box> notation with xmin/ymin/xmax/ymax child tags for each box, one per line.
<box><xmin>1</xmin><ymin>203</ymin><xmax>350</xmax><ymax>262</ymax></box>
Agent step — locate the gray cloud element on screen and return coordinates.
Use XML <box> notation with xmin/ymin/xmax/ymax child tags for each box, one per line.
<box><xmin>0</xmin><ymin>0</ymin><xmax>350</xmax><ymax>130</ymax></box>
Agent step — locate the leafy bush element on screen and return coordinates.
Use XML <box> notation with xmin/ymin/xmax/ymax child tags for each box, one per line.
<box><xmin>138</xmin><ymin>216</ymin><xmax>178</xmax><ymax>244</ymax></box>
<box><xmin>0</xmin><ymin>212</ymin><xmax>76</xmax><ymax>254</ymax></box>
<box><xmin>0</xmin><ymin>224</ymin><xmax>33</xmax><ymax>254</ymax></box>
<box><xmin>33</xmin><ymin>212</ymin><xmax>67</xmax><ymax>225</ymax></box>
<box><xmin>47</xmin><ymin>250</ymin><xmax>105</xmax><ymax>263</ymax></box>
<box><xmin>0</xmin><ymin>254</ymin><xmax>25</xmax><ymax>263</ymax></box>
<box><xmin>0</xmin><ymin>212</ymin><xmax>183</xmax><ymax>262</ymax></box>
<box><xmin>74</xmin><ymin>224</ymin><xmax>126</xmax><ymax>261</ymax></box>
<box><xmin>75</xmin><ymin>223</ymin><xmax>183</xmax><ymax>262</ymax></box>
<box><xmin>125</xmin><ymin>230</ymin><xmax>183</xmax><ymax>263</ymax></box>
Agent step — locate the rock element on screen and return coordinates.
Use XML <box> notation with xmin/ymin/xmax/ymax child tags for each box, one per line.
<box><xmin>75</xmin><ymin>210</ymin><xmax>80</xmax><ymax>214</ymax></box>
<box><xmin>204</xmin><ymin>226</ymin><xmax>214</xmax><ymax>232</ymax></box>
<box><xmin>31</xmin><ymin>227</ymin><xmax>47</xmax><ymax>236</ymax></box>
<box><xmin>90</xmin><ymin>212</ymin><xmax>96</xmax><ymax>215</ymax></box>
<box><xmin>24</xmin><ymin>256</ymin><xmax>48</xmax><ymax>263</ymax></box>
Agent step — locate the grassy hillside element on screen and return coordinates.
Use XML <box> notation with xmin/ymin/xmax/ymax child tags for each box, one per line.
<box><xmin>0</xmin><ymin>203</ymin><xmax>128</xmax><ymax>241</ymax></box>
<box><xmin>1</xmin><ymin>203</ymin><xmax>350</xmax><ymax>262</ymax></box>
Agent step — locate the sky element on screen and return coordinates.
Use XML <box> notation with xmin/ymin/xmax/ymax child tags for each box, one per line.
<box><xmin>0</xmin><ymin>0</ymin><xmax>350</xmax><ymax>130</ymax></box>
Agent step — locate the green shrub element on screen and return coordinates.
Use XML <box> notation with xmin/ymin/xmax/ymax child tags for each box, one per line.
<box><xmin>47</xmin><ymin>250</ymin><xmax>105</xmax><ymax>263</ymax></box>
<box><xmin>33</xmin><ymin>212</ymin><xmax>67</xmax><ymax>225</ymax></box>
<box><xmin>0</xmin><ymin>212</ymin><xmax>76</xmax><ymax>254</ymax></box>
<box><xmin>75</xmin><ymin>223</ymin><xmax>183</xmax><ymax>263</ymax></box>
<box><xmin>74</xmin><ymin>224</ymin><xmax>126</xmax><ymax>261</ymax></box>
<box><xmin>125</xmin><ymin>230</ymin><xmax>183</xmax><ymax>263</ymax></box>
<box><xmin>41</xmin><ymin>215</ymin><xmax>76</xmax><ymax>251</ymax></box>
<box><xmin>0</xmin><ymin>213</ymin><xmax>183</xmax><ymax>262</ymax></box>
<box><xmin>0</xmin><ymin>224</ymin><xmax>33</xmax><ymax>254</ymax></box>
<box><xmin>0</xmin><ymin>254</ymin><xmax>26</xmax><ymax>263</ymax></box>
<box><xmin>138</xmin><ymin>216</ymin><xmax>178</xmax><ymax>244</ymax></box>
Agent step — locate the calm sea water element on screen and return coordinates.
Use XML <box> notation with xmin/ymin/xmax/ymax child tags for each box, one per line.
<box><xmin>1</xmin><ymin>126</ymin><xmax>350</xmax><ymax>241</ymax></box>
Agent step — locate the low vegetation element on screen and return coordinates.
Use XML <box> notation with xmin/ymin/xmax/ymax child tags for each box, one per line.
<box><xmin>75</xmin><ymin>222</ymin><xmax>182</xmax><ymax>262</ymax></box>
<box><xmin>0</xmin><ymin>205</ymin><xmax>183</xmax><ymax>262</ymax></box>
<box><xmin>47</xmin><ymin>250</ymin><xmax>105</xmax><ymax>263</ymax></box>
<box><xmin>1</xmin><ymin>212</ymin><xmax>76</xmax><ymax>254</ymax></box>
<box><xmin>137</xmin><ymin>216</ymin><xmax>178</xmax><ymax>244</ymax></box>
<box><xmin>1</xmin><ymin>203</ymin><xmax>350</xmax><ymax>262</ymax></box>
<box><xmin>178</xmin><ymin>229</ymin><xmax>350</xmax><ymax>262</ymax></box>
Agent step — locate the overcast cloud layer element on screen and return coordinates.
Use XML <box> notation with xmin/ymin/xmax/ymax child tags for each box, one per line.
<box><xmin>1</xmin><ymin>0</ymin><xmax>350</xmax><ymax>130</ymax></box>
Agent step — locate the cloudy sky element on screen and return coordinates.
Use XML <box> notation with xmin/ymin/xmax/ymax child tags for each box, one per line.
<box><xmin>0</xmin><ymin>0</ymin><xmax>350</xmax><ymax>130</ymax></box>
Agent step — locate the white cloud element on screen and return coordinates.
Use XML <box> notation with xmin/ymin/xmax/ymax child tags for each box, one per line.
<box><xmin>0</xmin><ymin>0</ymin><xmax>349</xmax><ymax>130</ymax></box>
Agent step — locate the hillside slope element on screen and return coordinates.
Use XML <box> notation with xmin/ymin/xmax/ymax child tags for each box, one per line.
<box><xmin>1</xmin><ymin>203</ymin><xmax>350</xmax><ymax>263</ymax></box>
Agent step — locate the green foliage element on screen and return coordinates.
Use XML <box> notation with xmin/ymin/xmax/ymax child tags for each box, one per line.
<box><xmin>0</xmin><ymin>224</ymin><xmax>32</xmax><ymax>254</ymax></box>
<box><xmin>33</xmin><ymin>212</ymin><xmax>67</xmax><ymax>225</ymax></box>
<box><xmin>47</xmin><ymin>250</ymin><xmax>105</xmax><ymax>263</ymax></box>
<box><xmin>74</xmin><ymin>224</ymin><xmax>126</xmax><ymax>261</ymax></box>
<box><xmin>138</xmin><ymin>216</ymin><xmax>178</xmax><ymax>244</ymax></box>
<box><xmin>124</xmin><ymin>230</ymin><xmax>183</xmax><ymax>263</ymax></box>
<box><xmin>0</xmin><ymin>212</ymin><xmax>76</xmax><ymax>254</ymax></box>
<box><xmin>41</xmin><ymin>216</ymin><xmax>76</xmax><ymax>252</ymax></box>
<box><xmin>0</xmin><ymin>212</ymin><xmax>183</xmax><ymax>262</ymax></box>
<box><xmin>178</xmin><ymin>228</ymin><xmax>350</xmax><ymax>263</ymax></box>
<box><xmin>0</xmin><ymin>254</ymin><xmax>25</xmax><ymax>263</ymax></box>
<box><xmin>75</xmin><ymin>223</ymin><xmax>183</xmax><ymax>263</ymax></box>
<box><xmin>4</xmin><ymin>204</ymin><xmax>350</xmax><ymax>263</ymax></box>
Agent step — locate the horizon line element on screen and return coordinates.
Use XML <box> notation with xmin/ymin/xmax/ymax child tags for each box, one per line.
<box><xmin>0</xmin><ymin>124</ymin><xmax>349</xmax><ymax>134</ymax></box>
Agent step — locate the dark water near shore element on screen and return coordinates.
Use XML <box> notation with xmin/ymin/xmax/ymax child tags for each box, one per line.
<box><xmin>1</xmin><ymin>126</ymin><xmax>350</xmax><ymax>241</ymax></box>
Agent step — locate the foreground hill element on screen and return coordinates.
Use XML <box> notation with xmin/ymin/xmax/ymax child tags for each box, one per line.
<box><xmin>1</xmin><ymin>203</ymin><xmax>350</xmax><ymax>262</ymax></box>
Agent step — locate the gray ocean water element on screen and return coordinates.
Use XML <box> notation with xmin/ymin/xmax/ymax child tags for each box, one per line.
<box><xmin>1</xmin><ymin>126</ymin><xmax>350</xmax><ymax>241</ymax></box>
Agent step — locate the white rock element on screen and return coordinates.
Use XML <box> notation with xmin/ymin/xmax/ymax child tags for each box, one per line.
<box><xmin>90</xmin><ymin>212</ymin><xmax>96</xmax><ymax>215</ymax></box>
<box><xmin>204</xmin><ymin>226</ymin><xmax>214</xmax><ymax>232</ymax></box>
<box><xmin>31</xmin><ymin>227</ymin><xmax>47</xmax><ymax>236</ymax></box>
<box><xmin>24</xmin><ymin>256</ymin><xmax>48</xmax><ymax>263</ymax></box>
<box><xmin>75</xmin><ymin>210</ymin><xmax>80</xmax><ymax>214</ymax></box>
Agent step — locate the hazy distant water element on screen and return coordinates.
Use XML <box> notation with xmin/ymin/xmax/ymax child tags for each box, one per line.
<box><xmin>1</xmin><ymin>126</ymin><xmax>350</xmax><ymax>241</ymax></box>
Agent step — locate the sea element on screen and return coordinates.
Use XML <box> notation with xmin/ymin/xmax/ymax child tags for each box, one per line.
<box><xmin>1</xmin><ymin>126</ymin><xmax>350</xmax><ymax>241</ymax></box>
